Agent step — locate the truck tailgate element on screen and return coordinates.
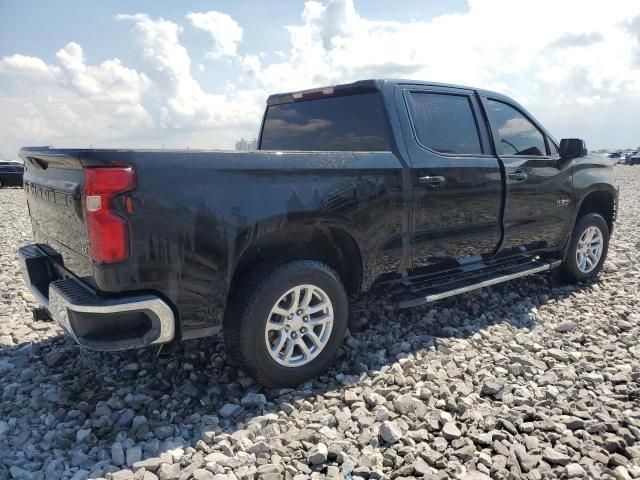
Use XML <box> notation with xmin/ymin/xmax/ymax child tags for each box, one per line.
<box><xmin>20</xmin><ymin>150</ymin><xmax>93</xmax><ymax>277</ymax></box>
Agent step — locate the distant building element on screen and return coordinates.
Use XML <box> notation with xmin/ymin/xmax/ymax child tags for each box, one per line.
<box><xmin>235</xmin><ymin>138</ymin><xmax>258</xmax><ymax>151</ymax></box>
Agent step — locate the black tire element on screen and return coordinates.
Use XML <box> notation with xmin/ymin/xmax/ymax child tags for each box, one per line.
<box><xmin>224</xmin><ymin>260</ymin><xmax>348</xmax><ymax>387</ymax></box>
<box><xmin>561</xmin><ymin>212</ymin><xmax>609</xmax><ymax>283</ymax></box>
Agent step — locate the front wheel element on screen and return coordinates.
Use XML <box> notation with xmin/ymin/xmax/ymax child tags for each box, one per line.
<box><xmin>560</xmin><ymin>213</ymin><xmax>609</xmax><ymax>283</ymax></box>
<box><xmin>224</xmin><ymin>260</ymin><xmax>348</xmax><ymax>387</ymax></box>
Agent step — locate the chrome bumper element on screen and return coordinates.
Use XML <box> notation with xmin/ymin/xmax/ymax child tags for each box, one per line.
<box><xmin>18</xmin><ymin>244</ymin><xmax>175</xmax><ymax>351</ymax></box>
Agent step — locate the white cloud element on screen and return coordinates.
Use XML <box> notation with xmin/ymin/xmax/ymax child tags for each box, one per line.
<box><xmin>116</xmin><ymin>13</ymin><xmax>263</xmax><ymax>130</ymax></box>
<box><xmin>0</xmin><ymin>54</ymin><xmax>60</xmax><ymax>78</ymax></box>
<box><xmin>253</xmin><ymin>0</ymin><xmax>640</xmax><ymax>148</ymax></box>
<box><xmin>1</xmin><ymin>0</ymin><xmax>640</xmax><ymax>159</ymax></box>
<box><xmin>628</xmin><ymin>14</ymin><xmax>640</xmax><ymax>67</ymax></box>
<box><xmin>186</xmin><ymin>11</ymin><xmax>243</xmax><ymax>59</ymax></box>
<box><xmin>256</xmin><ymin>0</ymin><xmax>640</xmax><ymax>92</ymax></box>
<box><xmin>0</xmin><ymin>41</ymin><xmax>153</xmax><ymax>156</ymax></box>
<box><xmin>240</xmin><ymin>54</ymin><xmax>261</xmax><ymax>76</ymax></box>
<box><xmin>0</xmin><ymin>13</ymin><xmax>263</xmax><ymax>156</ymax></box>
<box><xmin>55</xmin><ymin>42</ymin><xmax>151</xmax><ymax>104</ymax></box>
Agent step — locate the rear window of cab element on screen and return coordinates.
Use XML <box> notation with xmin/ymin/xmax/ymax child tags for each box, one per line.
<box><xmin>260</xmin><ymin>93</ymin><xmax>390</xmax><ymax>152</ymax></box>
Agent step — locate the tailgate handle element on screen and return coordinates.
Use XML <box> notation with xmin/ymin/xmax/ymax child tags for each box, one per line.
<box><xmin>419</xmin><ymin>175</ymin><xmax>446</xmax><ymax>186</ymax></box>
<box><xmin>509</xmin><ymin>171</ymin><xmax>528</xmax><ymax>181</ymax></box>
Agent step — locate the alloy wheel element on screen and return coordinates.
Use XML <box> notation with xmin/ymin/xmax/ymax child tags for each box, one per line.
<box><xmin>576</xmin><ymin>225</ymin><xmax>603</xmax><ymax>274</ymax></box>
<box><xmin>264</xmin><ymin>284</ymin><xmax>334</xmax><ymax>367</ymax></box>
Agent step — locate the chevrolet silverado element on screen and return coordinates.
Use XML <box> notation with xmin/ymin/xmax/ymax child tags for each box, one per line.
<box><xmin>18</xmin><ymin>79</ymin><xmax>618</xmax><ymax>386</ymax></box>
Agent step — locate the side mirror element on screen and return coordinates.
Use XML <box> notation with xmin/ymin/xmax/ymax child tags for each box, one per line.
<box><xmin>559</xmin><ymin>138</ymin><xmax>587</xmax><ymax>158</ymax></box>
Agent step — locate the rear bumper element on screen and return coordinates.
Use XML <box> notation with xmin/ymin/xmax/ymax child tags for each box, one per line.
<box><xmin>18</xmin><ymin>244</ymin><xmax>175</xmax><ymax>351</ymax></box>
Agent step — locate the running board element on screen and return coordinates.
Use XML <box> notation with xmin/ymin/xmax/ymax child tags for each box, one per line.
<box><xmin>395</xmin><ymin>258</ymin><xmax>562</xmax><ymax>309</ymax></box>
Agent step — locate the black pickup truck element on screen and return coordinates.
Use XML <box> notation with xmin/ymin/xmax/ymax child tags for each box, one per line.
<box><xmin>18</xmin><ymin>79</ymin><xmax>618</xmax><ymax>387</ymax></box>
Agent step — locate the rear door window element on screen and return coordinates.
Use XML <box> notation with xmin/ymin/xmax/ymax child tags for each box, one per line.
<box><xmin>486</xmin><ymin>99</ymin><xmax>547</xmax><ymax>156</ymax></box>
<box><xmin>260</xmin><ymin>93</ymin><xmax>389</xmax><ymax>151</ymax></box>
<box><xmin>406</xmin><ymin>92</ymin><xmax>483</xmax><ymax>155</ymax></box>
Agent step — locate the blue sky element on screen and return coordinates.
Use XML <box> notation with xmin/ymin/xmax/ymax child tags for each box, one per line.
<box><xmin>0</xmin><ymin>1</ymin><xmax>468</xmax><ymax>61</ymax></box>
<box><xmin>0</xmin><ymin>0</ymin><xmax>639</xmax><ymax>158</ymax></box>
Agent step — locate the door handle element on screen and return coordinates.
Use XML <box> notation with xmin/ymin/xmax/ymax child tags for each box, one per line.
<box><xmin>508</xmin><ymin>171</ymin><xmax>528</xmax><ymax>181</ymax></box>
<box><xmin>419</xmin><ymin>175</ymin><xmax>446</xmax><ymax>186</ymax></box>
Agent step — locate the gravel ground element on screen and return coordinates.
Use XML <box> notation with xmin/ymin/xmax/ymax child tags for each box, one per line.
<box><xmin>1</xmin><ymin>166</ymin><xmax>639</xmax><ymax>480</ymax></box>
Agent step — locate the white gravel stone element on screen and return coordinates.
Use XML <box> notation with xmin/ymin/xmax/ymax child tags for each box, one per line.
<box><xmin>442</xmin><ymin>421</ymin><xmax>462</xmax><ymax>440</ymax></box>
<box><xmin>126</xmin><ymin>446</ymin><xmax>142</xmax><ymax>467</ymax></box>
<box><xmin>157</xmin><ymin>463</ymin><xmax>180</xmax><ymax>480</ymax></box>
<box><xmin>111</xmin><ymin>442</ymin><xmax>126</xmax><ymax>466</ymax></box>
<box><xmin>76</xmin><ymin>428</ymin><xmax>91</xmax><ymax>443</ymax></box>
<box><xmin>379</xmin><ymin>421</ymin><xmax>403</xmax><ymax>444</ymax></box>
<box><xmin>192</xmin><ymin>470</ymin><xmax>213</xmax><ymax>480</ymax></box>
<box><xmin>566</xmin><ymin>463</ymin><xmax>586</xmax><ymax>478</ymax></box>
<box><xmin>218</xmin><ymin>403</ymin><xmax>241</xmax><ymax>417</ymax></box>
<box><xmin>240</xmin><ymin>392</ymin><xmax>267</xmax><ymax>407</ymax></box>
<box><xmin>110</xmin><ymin>470</ymin><xmax>134</xmax><ymax>480</ymax></box>
<box><xmin>307</xmin><ymin>442</ymin><xmax>328</xmax><ymax>465</ymax></box>
<box><xmin>542</xmin><ymin>447</ymin><xmax>571</xmax><ymax>465</ymax></box>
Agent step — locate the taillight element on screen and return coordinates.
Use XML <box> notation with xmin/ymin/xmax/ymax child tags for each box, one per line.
<box><xmin>84</xmin><ymin>167</ymin><xmax>136</xmax><ymax>263</ymax></box>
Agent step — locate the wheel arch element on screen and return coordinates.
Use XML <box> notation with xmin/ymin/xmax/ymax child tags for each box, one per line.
<box><xmin>229</xmin><ymin>224</ymin><xmax>363</xmax><ymax>300</ymax></box>
<box><xmin>575</xmin><ymin>188</ymin><xmax>617</xmax><ymax>234</ymax></box>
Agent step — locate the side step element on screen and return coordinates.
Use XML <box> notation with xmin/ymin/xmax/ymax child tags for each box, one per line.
<box><xmin>394</xmin><ymin>257</ymin><xmax>562</xmax><ymax>309</ymax></box>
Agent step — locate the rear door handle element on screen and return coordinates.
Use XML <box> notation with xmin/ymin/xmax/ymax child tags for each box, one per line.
<box><xmin>419</xmin><ymin>175</ymin><xmax>446</xmax><ymax>186</ymax></box>
<box><xmin>508</xmin><ymin>171</ymin><xmax>528</xmax><ymax>181</ymax></box>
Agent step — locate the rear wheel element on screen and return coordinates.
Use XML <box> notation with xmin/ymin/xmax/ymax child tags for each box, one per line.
<box><xmin>561</xmin><ymin>213</ymin><xmax>609</xmax><ymax>282</ymax></box>
<box><xmin>224</xmin><ymin>260</ymin><xmax>348</xmax><ymax>387</ymax></box>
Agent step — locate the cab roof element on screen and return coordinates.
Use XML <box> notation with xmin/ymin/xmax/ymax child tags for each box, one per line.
<box><xmin>266</xmin><ymin>79</ymin><xmax>511</xmax><ymax>106</ymax></box>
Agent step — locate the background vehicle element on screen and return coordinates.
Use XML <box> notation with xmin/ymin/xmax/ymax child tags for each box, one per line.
<box><xmin>622</xmin><ymin>151</ymin><xmax>636</xmax><ymax>164</ymax></box>
<box><xmin>17</xmin><ymin>79</ymin><xmax>618</xmax><ymax>386</ymax></box>
<box><xmin>628</xmin><ymin>153</ymin><xmax>640</xmax><ymax>165</ymax></box>
<box><xmin>0</xmin><ymin>161</ymin><xmax>24</xmax><ymax>187</ymax></box>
